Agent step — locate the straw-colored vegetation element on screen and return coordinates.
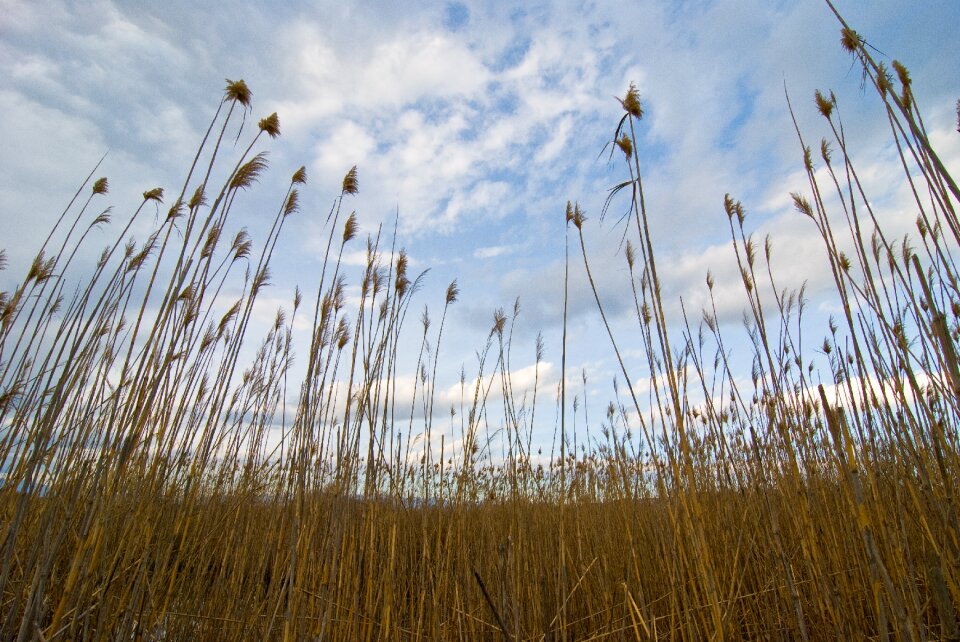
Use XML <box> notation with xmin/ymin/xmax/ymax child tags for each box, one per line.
<box><xmin>1</xmin><ymin>5</ymin><xmax>958</xmax><ymax>640</ymax></box>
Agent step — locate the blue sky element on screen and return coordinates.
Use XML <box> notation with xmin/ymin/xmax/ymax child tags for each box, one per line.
<box><xmin>2</xmin><ymin>0</ymin><xmax>959</xmax><ymax>455</ymax></box>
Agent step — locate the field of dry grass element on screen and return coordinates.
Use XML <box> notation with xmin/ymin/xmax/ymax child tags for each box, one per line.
<box><xmin>1</xmin><ymin>4</ymin><xmax>959</xmax><ymax>640</ymax></box>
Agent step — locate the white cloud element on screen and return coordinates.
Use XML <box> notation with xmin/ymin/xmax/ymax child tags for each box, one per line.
<box><xmin>474</xmin><ymin>243</ymin><xmax>521</xmax><ymax>259</ymax></box>
<box><xmin>312</xmin><ymin>120</ymin><xmax>378</xmax><ymax>177</ymax></box>
<box><xmin>275</xmin><ymin>24</ymin><xmax>490</xmax><ymax>131</ymax></box>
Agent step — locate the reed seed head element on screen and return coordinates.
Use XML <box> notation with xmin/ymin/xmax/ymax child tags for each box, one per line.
<box><xmin>876</xmin><ymin>62</ymin><xmax>893</xmax><ymax>97</ymax></box>
<box><xmin>342</xmin><ymin>212</ymin><xmax>358</xmax><ymax>243</ymax></box>
<box><xmin>231</xmin><ymin>152</ymin><xmax>269</xmax><ymax>191</ymax></box>
<box><xmin>258</xmin><ymin>112</ymin><xmax>281</xmax><ymax>138</ymax></box>
<box><xmin>92</xmin><ymin>177</ymin><xmax>109</xmax><ymax>195</ymax></box>
<box><xmin>251</xmin><ymin>266</ymin><xmax>271</xmax><ymax>296</ymax></box>
<box><xmin>201</xmin><ymin>224</ymin><xmax>220</xmax><ymax>258</ymax></box>
<box><xmin>177</xmin><ymin>284</ymin><xmax>195</xmax><ymax>303</ymax></box>
<box><xmin>814</xmin><ymin>90</ymin><xmax>833</xmax><ymax>119</ymax></box>
<box><xmin>336</xmin><ymin>317</ymin><xmax>350</xmax><ymax>350</ymax></box>
<box><xmin>726</xmin><ymin>197</ymin><xmax>745</xmax><ymax>226</ymax></box>
<box><xmin>892</xmin><ymin>60</ymin><xmax>911</xmax><ymax>90</ymax></box>
<box><xmin>840</xmin><ymin>27</ymin><xmax>861</xmax><ymax>53</ymax></box>
<box><xmin>838</xmin><ymin>252</ymin><xmax>851</xmax><ymax>272</ymax></box>
<box><xmin>284</xmin><ymin>189</ymin><xmax>300</xmax><ymax>216</ymax></box>
<box><xmin>741</xmin><ymin>267</ymin><xmax>753</xmax><ymax>293</ymax></box>
<box><xmin>703</xmin><ymin>309</ymin><xmax>716</xmax><ymax>332</ymax></box>
<box><xmin>901</xmin><ymin>237</ymin><xmax>913</xmax><ymax>265</ymax></box>
<box><xmin>445</xmin><ymin>279</ymin><xmax>459</xmax><ymax>305</ymax></box>
<box><xmin>162</xmin><ymin>199</ymin><xmax>182</xmax><ymax>221</ymax></box>
<box><xmin>27</xmin><ymin>251</ymin><xmax>54</xmax><ymax>283</ymax></box>
<box><xmin>572</xmin><ymin>203</ymin><xmax>585</xmax><ymax>230</ymax></box>
<box><xmin>791</xmin><ymin>192</ymin><xmax>813</xmax><ymax>218</ymax></box>
<box><xmin>342</xmin><ymin>165</ymin><xmax>359</xmax><ymax>195</ymax></box>
<box><xmin>292</xmin><ymin>165</ymin><xmax>307</xmax><ymax>185</ymax></box>
<box><xmin>231</xmin><ymin>229</ymin><xmax>252</xmax><ymax>261</ymax></box>
<box><xmin>621</xmin><ymin>83</ymin><xmax>643</xmax><ymax>119</ymax></box>
<box><xmin>143</xmin><ymin>187</ymin><xmax>164</xmax><ymax>202</ymax></box>
<box><xmin>224</xmin><ymin>78</ymin><xmax>252</xmax><ymax>107</ymax></box>
<box><xmin>420</xmin><ymin>306</ymin><xmax>431</xmax><ymax>333</ymax></box>
<box><xmin>492</xmin><ymin>308</ymin><xmax>506</xmax><ymax>336</ymax></box>
<box><xmin>616</xmin><ymin>134</ymin><xmax>633</xmax><ymax>158</ymax></box>
<box><xmin>395</xmin><ymin>251</ymin><xmax>410</xmax><ymax>298</ymax></box>
<box><xmin>396</xmin><ymin>274</ymin><xmax>409</xmax><ymax>300</ymax></box>
<box><xmin>893</xmin><ymin>322</ymin><xmax>908</xmax><ymax>350</ymax></box>
<box><xmin>189</xmin><ymin>183</ymin><xmax>206</xmax><ymax>209</ymax></box>
<box><xmin>0</xmin><ymin>291</ymin><xmax>18</xmax><ymax>329</ymax></box>
<box><xmin>127</xmin><ymin>243</ymin><xmax>152</xmax><ymax>273</ymax></box>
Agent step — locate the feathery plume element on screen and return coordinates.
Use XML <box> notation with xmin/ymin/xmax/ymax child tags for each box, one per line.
<box><xmin>791</xmin><ymin>193</ymin><xmax>813</xmax><ymax>218</ymax></box>
<box><xmin>616</xmin><ymin>134</ymin><xmax>633</xmax><ymax>158</ymax></box>
<box><xmin>189</xmin><ymin>183</ymin><xmax>206</xmax><ymax>209</ymax></box>
<box><xmin>342</xmin><ymin>165</ymin><xmax>359</xmax><ymax>195</ymax></box>
<box><xmin>840</xmin><ymin>27</ymin><xmax>861</xmax><ymax>54</ymax></box>
<box><xmin>572</xmin><ymin>202</ymin><xmax>585</xmax><ymax>230</ymax></box>
<box><xmin>258</xmin><ymin>112</ymin><xmax>280</xmax><ymax>138</ymax></box>
<box><xmin>224</xmin><ymin>78</ymin><xmax>252</xmax><ymax>107</ymax></box>
<box><xmin>166</xmin><ymin>199</ymin><xmax>184</xmax><ymax>221</ymax></box>
<box><xmin>143</xmin><ymin>187</ymin><xmax>164</xmax><ymax>202</ymax></box>
<box><xmin>621</xmin><ymin>83</ymin><xmax>643</xmax><ymax>119</ymax></box>
<box><xmin>446</xmin><ymin>279</ymin><xmax>459</xmax><ymax>305</ymax></box>
<box><xmin>342</xmin><ymin>212</ymin><xmax>358</xmax><ymax>243</ymax></box>
<box><xmin>284</xmin><ymin>189</ymin><xmax>300</xmax><ymax>217</ymax></box>
<box><xmin>492</xmin><ymin>308</ymin><xmax>507</xmax><ymax>336</ymax></box>
<box><xmin>815</xmin><ymin>90</ymin><xmax>834</xmax><ymax>119</ymax></box>
<box><xmin>230</xmin><ymin>152</ymin><xmax>269</xmax><ymax>191</ymax></box>
<box><xmin>231</xmin><ymin>229</ymin><xmax>252</xmax><ymax>261</ymax></box>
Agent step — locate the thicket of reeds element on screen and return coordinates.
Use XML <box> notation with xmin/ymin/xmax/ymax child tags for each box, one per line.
<box><xmin>1</xmin><ymin>4</ymin><xmax>958</xmax><ymax>640</ymax></box>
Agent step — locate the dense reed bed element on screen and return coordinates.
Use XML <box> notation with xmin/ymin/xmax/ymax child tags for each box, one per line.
<box><xmin>2</xmin><ymin>6</ymin><xmax>959</xmax><ymax>640</ymax></box>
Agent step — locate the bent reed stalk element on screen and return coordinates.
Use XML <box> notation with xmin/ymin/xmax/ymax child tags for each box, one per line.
<box><xmin>1</xmin><ymin>6</ymin><xmax>959</xmax><ymax>640</ymax></box>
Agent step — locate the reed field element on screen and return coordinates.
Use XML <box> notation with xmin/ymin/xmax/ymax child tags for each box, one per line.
<box><xmin>2</xmin><ymin>5</ymin><xmax>959</xmax><ymax>640</ymax></box>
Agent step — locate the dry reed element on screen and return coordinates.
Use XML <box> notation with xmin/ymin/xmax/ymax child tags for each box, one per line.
<box><xmin>0</xmin><ymin>4</ymin><xmax>958</xmax><ymax>640</ymax></box>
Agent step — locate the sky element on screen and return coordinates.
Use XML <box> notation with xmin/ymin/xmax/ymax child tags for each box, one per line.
<box><xmin>2</xmin><ymin>0</ymin><xmax>959</xmax><ymax>455</ymax></box>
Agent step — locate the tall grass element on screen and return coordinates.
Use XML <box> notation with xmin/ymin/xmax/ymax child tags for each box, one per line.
<box><xmin>1</xmin><ymin>5</ymin><xmax>958</xmax><ymax>640</ymax></box>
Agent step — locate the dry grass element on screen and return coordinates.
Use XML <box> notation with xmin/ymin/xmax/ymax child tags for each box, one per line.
<box><xmin>1</xmin><ymin>5</ymin><xmax>959</xmax><ymax>640</ymax></box>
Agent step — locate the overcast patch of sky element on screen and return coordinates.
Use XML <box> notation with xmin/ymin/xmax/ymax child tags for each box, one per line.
<box><xmin>1</xmin><ymin>0</ymin><xmax>959</xmax><ymax>446</ymax></box>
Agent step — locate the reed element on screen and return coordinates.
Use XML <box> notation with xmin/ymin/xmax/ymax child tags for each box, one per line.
<box><xmin>0</xmin><ymin>4</ymin><xmax>957</xmax><ymax>640</ymax></box>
